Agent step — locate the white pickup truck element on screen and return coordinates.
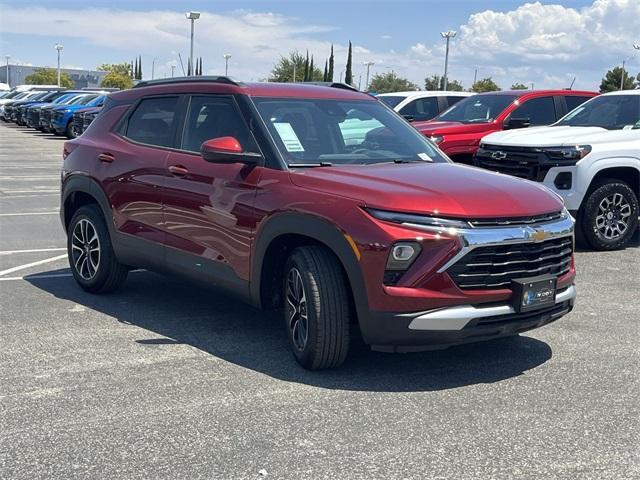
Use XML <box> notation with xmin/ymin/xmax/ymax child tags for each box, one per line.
<box><xmin>474</xmin><ymin>90</ymin><xmax>639</xmax><ymax>250</ymax></box>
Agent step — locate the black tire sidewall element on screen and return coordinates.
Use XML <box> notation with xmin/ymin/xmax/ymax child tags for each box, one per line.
<box><xmin>581</xmin><ymin>181</ymin><xmax>639</xmax><ymax>250</ymax></box>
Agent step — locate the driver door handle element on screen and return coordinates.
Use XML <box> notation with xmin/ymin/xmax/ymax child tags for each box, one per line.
<box><xmin>168</xmin><ymin>165</ymin><xmax>189</xmax><ymax>177</ymax></box>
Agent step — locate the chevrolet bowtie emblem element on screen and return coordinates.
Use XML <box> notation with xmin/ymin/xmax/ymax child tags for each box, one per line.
<box><xmin>491</xmin><ymin>151</ymin><xmax>507</xmax><ymax>160</ymax></box>
<box><xmin>531</xmin><ymin>230</ymin><xmax>548</xmax><ymax>242</ymax></box>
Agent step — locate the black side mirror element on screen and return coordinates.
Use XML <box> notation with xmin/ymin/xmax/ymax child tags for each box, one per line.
<box><xmin>504</xmin><ymin>117</ymin><xmax>531</xmax><ymax>129</ymax></box>
<box><xmin>402</xmin><ymin>114</ymin><xmax>415</xmax><ymax>122</ymax></box>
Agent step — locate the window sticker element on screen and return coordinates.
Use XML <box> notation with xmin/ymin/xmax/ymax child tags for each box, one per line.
<box><xmin>418</xmin><ymin>152</ymin><xmax>433</xmax><ymax>161</ymax></box>
<box><xmin>273</xmin><ymin>122</ymin><xmax>305</xmax><ymax>152</ymax></box>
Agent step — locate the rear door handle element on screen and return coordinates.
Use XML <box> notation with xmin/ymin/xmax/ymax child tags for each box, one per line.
<box><xmin>168</xmin><ymin>165</ymin><xmax>189</xmax><ymax>177</ymax></box>
<box><xmin>98</xmin><ymin>152</ymin><xmax>115</xmax><ymax>163</ymax></box>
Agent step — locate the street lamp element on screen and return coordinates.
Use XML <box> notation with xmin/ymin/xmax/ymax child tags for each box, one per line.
<box><xmin>634</xmin><ymin>44</ymin><xmax>640</xmax><ymax>50</ymax></box>
<box><xmin>171</xmin><ymin>63</ymin><xmax>176</xmax><ymax>78</ymax></box>
<box><xmin>363</xmin><ymin>61</ymin><xmax>375</xmax><ymax>91</ymax></box>
<box><xmin>223</xmin><ymin>54</ymin><xmax>231</xmax><ymax>76</ymax></box>
<box><xmin>55</xmin><ymin>43</ymin><xmax>63</xmax><ymax>86</ymax></box>
<box><xmin>151</xmin><ymin>57</ymin><xmax>159</xmax><ymax>80</ymax></box>
<box><xmin>185</xmin><ymin>11</ymin><xmax>201</xmax><ymax>76</ymax></box>
<box><xmin>4</xmin><ymin>55</ymin><xmax>9</xmax><ymax>88</ymax></box>
<box><xmin>440</xmin><ymin>30</ymin><xmax>456</xmax><ymax>91</ymax></box>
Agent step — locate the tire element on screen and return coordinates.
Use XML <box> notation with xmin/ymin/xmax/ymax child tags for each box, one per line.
<box><xmin>67</xmin><ymin>205</ymin><xmax>128</xmax><ymax>293</ymax></box>
<box><xmin>580</xmin><ymin>179</ymin><xmax>639</xmax><ymax>250</ymax></box>
<box><xmin>283</xmin><ymin>246</ymin><xmax>351</xmax><ymax>370</ymax></box>
<box><xmin>66</xmin><ymin>120</ymin><xmax>75</xmax><ymax>139</ymax></box>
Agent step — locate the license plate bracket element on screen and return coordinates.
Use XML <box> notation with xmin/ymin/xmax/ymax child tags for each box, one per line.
<box><xmin>511</xmin><ymin>275</ymin><xmax>557</xmax><ymax>313</ymax></box>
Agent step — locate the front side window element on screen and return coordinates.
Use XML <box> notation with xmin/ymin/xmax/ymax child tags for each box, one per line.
<box><xmin>124</xmin><ymin>96</ymin><xmax>179</xmax><ymax>147</ymax></box>
<box><xmin>436</xmin><ymin>94</ymin><xmax>518</xmax><ymax>123</ymax></box>
<box><xmin>253</xmin><ymin>97</ymin><xmax>449</xmax><ymax>166</ymax></box>
<box><xmin>510</xmin><ymin>96</ymin><xmax>556</xmax><ymax>126</ymax></box>
<box><xmin>556</xmin><ymin>95</ymin><xmax>639</xmax><ymax>130</ymax></box>
<box><xmin>181</xmin><ymin>95</ymin><xmax>258</xmax><ymax>153</ymax></box>
<box><xmin>378</xmin><ymin>96</ymin><xmax>405</xmax><ymax>109</ymax></box>
<box><xmin>399</xmin><ymin>97</ymin><xmax>439</xmax><ymax>121</ymax></box>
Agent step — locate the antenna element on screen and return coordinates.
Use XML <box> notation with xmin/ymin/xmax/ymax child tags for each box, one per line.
<box><xmin>568</xmin><ymin>76</ymin><xmax>576</xmax><ymax>90</ymax></box>
<box><xmin>177</xmin><ymin>53</ymin><xmax>186</xmax><ymax>76</ymax></box>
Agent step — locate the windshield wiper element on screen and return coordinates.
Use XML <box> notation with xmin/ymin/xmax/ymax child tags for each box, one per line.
<box><xmin>288</xmin><ymin>162</ymin><xmax>333</xmax><ymax>168</ymax></box>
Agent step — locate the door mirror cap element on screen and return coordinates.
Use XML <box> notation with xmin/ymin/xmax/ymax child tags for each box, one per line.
<box><xmin>200</xmin><ymin>136</ymin><xmax>261</xmax><ymax>165</ymax></box>
<box><xmin>504</xmin><ymin>117</ymin><xmax>531</xmax><ymax>130</ymax></box>
<box><xmin>402</xmin><ymin>114</ymin><xmax>415</xmax><ymax>122</ymax></box>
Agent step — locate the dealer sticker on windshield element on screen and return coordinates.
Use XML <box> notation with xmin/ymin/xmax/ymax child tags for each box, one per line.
<box><xmin>273</xmin><ymin>122</ymin><xmax>305</xmax><ymax>152</ymax></box>
<box><xmin>417</xmin><ymin>153</ymin><xmax>433</xmax><ymax>161</ymax></box>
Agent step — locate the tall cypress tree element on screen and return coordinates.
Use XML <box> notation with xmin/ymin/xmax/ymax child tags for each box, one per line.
<box><xmin>138</xmin><ymin>55</ymin><xmax>143</xmax><ymax>79</ymax></box>
<box><xmin>328</xmin><ymin>44</ymin><xmax>334</xmax><ymax>82</ymax></box>
<box><xmin>323</xmin><ymin>60</ymin><xmax>328</xmax><ymax>82</ymax></box>
<box><xmin>130</xmin><ymin>60</ymin><xmax>135</xmax><ymax>79</ymax></box>
<box><xmin>309</xmin><ymin>56</ymin><xmax>314</xmax><ymax>82</ymax></box>
<box><xmin>303</xmin><ymin>50</ymin><xmax>309</xmax><ymax>82</ymax></box>
<box><xmin>345</xmin><ymin>41</ymin><xmax>353</xmax><ymax>85</ymax></box>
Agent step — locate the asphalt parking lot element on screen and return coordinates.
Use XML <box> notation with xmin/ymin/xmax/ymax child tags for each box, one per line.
<box><xmin>0</xmin><ymin>122</ymin><xmax>638</xmax><ymax>480</ymax></box>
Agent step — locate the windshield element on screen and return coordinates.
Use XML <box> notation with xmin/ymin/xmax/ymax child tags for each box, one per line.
<box><xmin>253</xmin><ymin>97</ymin><xmax>449</xmax><ymax>166</ymax></box>
<box><xmin>555</xmin><ymin>94</ymin><xmax>640</xmax><ymax>130</ymax></box>
<box><xmin>436</xmin><ymin>94</ymin><xmax>518</xmax><ymax>123</ymax></box>
<box><xmin>378</xmin><ymin>96</ymin><xmax>405</xmax><ymax>109</ymax></box>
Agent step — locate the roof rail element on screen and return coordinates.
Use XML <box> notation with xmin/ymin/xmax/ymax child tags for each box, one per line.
<box><xmin>295</xmin><ymin>81</ymin><xmax>360</xmax><ymax>92</ymax></box>
<box><xmin>133</xmin><ymin>76</ymin><xmax>242</xmax><ymax>89</ymax></box>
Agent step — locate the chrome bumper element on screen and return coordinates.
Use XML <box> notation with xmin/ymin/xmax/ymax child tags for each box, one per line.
<box><xmin>407</xmin><ymin>285</ymin><xmax>576</xmax><ymax>331</ymax></box>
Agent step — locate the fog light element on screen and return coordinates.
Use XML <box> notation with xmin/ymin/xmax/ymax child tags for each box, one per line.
<box><xmin>385</xmin><ymin>242</ymin><xmax>422</xmax><ymax>285</ymax></box>
<box><xmin>392</xmin><ymin>244</ymin><xmax>416</xmax><ymax>261</ymax></box>
<box><xmin>554</xmin><ymin>172</ymin><xmax>572</xmax><ymax>190</ymax></box>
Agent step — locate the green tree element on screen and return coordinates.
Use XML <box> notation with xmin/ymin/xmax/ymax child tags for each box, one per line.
<box><xmin>424</xmin><ymin>74</ymin><xmax>463</xmax><ymax>91</ymax></box>
<box><xmin>323</xmin><ymin>60</ymin><xmax>328</xmax><ymax>82</ymax></box>
<box><xmin>24</xmin><ymin>68</ymin><xmax>73</xmax><ymax>88</ymax></box>
<box><xmin>345</xmin><ymin>41</ymin><xmax>353</xmax><ymax>86</ymax></box>
<box><xmin>328</xmin><ymin>44</ymin><xmax>334</xmax><ymax>82</ymax></box>
<box><xmin>270</xmin><ymin>51</ymin><xmax>322</xmax><ymax>82</ymax></box>
<box><xmin>471</xmin><ymin>77</ymin><xmax>501</xmax><ymax>92</ymax></box>
<box><xmin>303</xmin><ymin>51</ymin><xmax>309</xmax><ymax>82</ymax></box>
<box><xmin>511</xmin><ymin>82</ymin><xmax>528</xmax><ymax>90</ymax></box>
<box><xmin>599</xmin><ymin>66</ymin><xmax>637</xmax><ymax>92</ymax></box>
<box><xmin>98</xmin><ymin>63</ymin><xmax>131</xmax><ymax>76</ymax></box>
<box><xmin>368</xmin><ymin>72</ymin><xmax>419</xmax><ymax>94</ymax></box>
<box><xmin>137</xmin><ymin>55</ymin><xmax>143</xmax><ymax>80</ymax></box>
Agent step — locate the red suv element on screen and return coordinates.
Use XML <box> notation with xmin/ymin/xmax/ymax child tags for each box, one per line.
<box><xmin>414</xmin><ymin>90</ymin><xmax>598</xmax><ymax>164</ymax></box>
<box><xmin>61</xmin><ymin>77</ymin><xmax>576</xmax><ymax>369</ymax></box>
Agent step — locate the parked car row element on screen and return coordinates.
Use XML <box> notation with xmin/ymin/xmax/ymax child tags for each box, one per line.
<box><xmin>408</xmin><ymin>89</ymin><xmax>639</xmax><ymax>250</ymax></box>
<box><xmin>0</xmin><ymin>86</ymin><xmax>107</xmax><ymax>138</ymax></box>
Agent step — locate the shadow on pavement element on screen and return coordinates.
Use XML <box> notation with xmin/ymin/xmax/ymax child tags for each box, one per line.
<box><xmin>27</xmin><ymin>268</ymin><xmax>553</xmax><ymax>392</ymax></box>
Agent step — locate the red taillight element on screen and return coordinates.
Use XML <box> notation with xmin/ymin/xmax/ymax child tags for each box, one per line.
<box><xmin>62</xmin><ymin>143</ymin><xmax>70</xmax><ymax>159</ymax></box>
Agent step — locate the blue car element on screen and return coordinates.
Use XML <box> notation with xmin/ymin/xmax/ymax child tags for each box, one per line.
<box><xmin>50</xmin><ymin>94</ymin><xmax>106</xmax><ymax>137</ymax></box>
<box><xmin>14</xmin><ymin>90</ymin><xmax>71</xmax><ymax>125</ymax></box>
<box><xmin>27</xmin><ymin>92</ymin><xmax>87</xmax><ymax>130</ymax></box>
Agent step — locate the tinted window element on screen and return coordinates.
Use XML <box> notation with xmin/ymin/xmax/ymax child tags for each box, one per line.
<box><xmin>399</xmin><ymin>97</ymin><xmax>439</xmax><ymax>121</ymax></box>
<box><xmin>556</xmin><ymin>95</ymin><xmax>639</xmax><ymax>130</ymax></box>
<box><xmin>437</xmin><ymin>94</ymin><xmax>518</xmax><ymax>123</ymax></box>
<box><xmin>181</xmin><ymin>96</ymin><xmax>258</xmax><ymax>153</ymax></box>
<box><xmin>511</xmin><ymin>96</ymin><xmax>556</xmax><ymax>125</ymax></box>
<box><xmin>125</xmin><ymin>97</ymin><xmax>179</xmax><ymax>147</ymax></box>
<box><xmin>378</xmin><ymin>96</ymin><xmax>405</xmax><ymax>109</ymax></box>
<box><xmin>565</xmin><ymin>95</ymin><xmax>592</xmax><ymax>113</ymax></box>
<box><xmin>446</xmin><ymin>96</ymin><xmax>467</xmax><ymax>108</ymax></box>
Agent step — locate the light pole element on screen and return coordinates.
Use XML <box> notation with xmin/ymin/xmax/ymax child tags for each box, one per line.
<box><xmin>292</xmin><ymin>62</ymin><xmax>296</xmax><ymax>82</ymax></box>
<box><xmin>171</xmin><ymin>64</ymin><xmax>176</xmax><ymax>78</ymax></box>
<box><xmin>440</xmin><ymin>30</ymin><xmax>456</xmax><ymax>91</ymax></box>
<box><xmin>4</xmin><ymin>55</ymin><xmax>9</xmax><ymax>88</ymax></box>
<box><xmin>223</xmin><ymin>54</ymin><xmax>231</xmax><ymax>76</ymax></box>
<box><xmin>151</xmin><ymin>57</ymin><xmax>158</xmax><ymax>80</ymax></box>
<box><xmin>363</xmin><ymin>61</ymin><xmax>374</xmax><ymax>91</ymax></box>
<box><xmin>620</xmin><ymin>59</ymin><xmax>627</xmax><ymax>90</ymax></box>
<box><xmin>55</xmin><ymin>43</ymin><xmax>63</xmax><ymax>86</ymax></box>
<box><xmin>185</xmin><ymin>11</ymin><xmax>201</xmax><ymax>76</ymax></box>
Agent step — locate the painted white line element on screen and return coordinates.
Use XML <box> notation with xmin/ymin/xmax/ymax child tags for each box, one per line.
<box><xmin>0</xmin><ymin>194</ymin><xmax>59</xmax><ymax>198</ymax></box>
<box><xmin>0</xmin><ymin>247</ymin><xmax>66</xmax><ymax>256</ymax></box>
<box><xmin>0</xmin><ymin>190</ymin><xmax>59</xmax><ymax>194</ymax></box>
<box><xmin>0</xmin><ymin>254</ymin><xmax>68</xmax><ymax>277</ymax></box>
<box><xmin>0</xmin><ymin>211</ymin><xmax>58</xmax><ymax>217</ymax></box>
<box><xmin>0</xmin><ymin>269</ymin><xmax>145</xmax><ymax>282</ymax></box>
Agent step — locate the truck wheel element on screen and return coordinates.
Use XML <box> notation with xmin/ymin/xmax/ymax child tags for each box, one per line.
<box><xmin>581</xmin><ymin>179</ymin><xmax>638</xmax><ymax>250</ymax></box>
<box><xmin>283</xmin><ymin>246</ymin><xmax>350</xmax><ymax>370</ymax></box>
<box><xmin>67</xmin><ymin>205</ymin><xmax>128</xmax><ymax>293</ymax></box>
<box><xmin>65</xmin><ymin>121</ymin><xmax>75</xmax><ymax>139</ymax></box>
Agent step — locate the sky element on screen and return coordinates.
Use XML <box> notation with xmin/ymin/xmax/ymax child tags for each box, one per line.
<box><xmin>0</xmin><ymin>0</ymin><xmax>639</xmax><ymax>91</ymax></box>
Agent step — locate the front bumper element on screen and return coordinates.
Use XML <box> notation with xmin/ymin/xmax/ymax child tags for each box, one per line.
<box><xmin>368</xmin><ymin>285</ymin><xmax>575</xmax><ymax>352</ymax></box>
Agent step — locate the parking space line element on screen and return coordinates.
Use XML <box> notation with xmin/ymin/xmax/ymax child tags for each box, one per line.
<box><xmin>0</xmin><ymin>211</ymin><xmax>59</xmax><ymax>217</ymax></box>
<box><xmin>0</xmin><ymin>269</ymin><xmax>144</xmax><ymax>282</ymax></box>
<box><xmin>0</xmin><ymin>254</ymin><xmax>68</xmax><ymax>276</ymax></box>
<box><xmin>0</xmin><ymin>247</ymin><xmax>66</xmax><ymax>256</ymax></box>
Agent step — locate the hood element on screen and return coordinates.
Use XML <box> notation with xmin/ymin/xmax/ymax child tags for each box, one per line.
<box><xmin>412</xmin><ymin>120</ymin><xmax>496</xmax><ymax>136</ymax></box>
<box><xmin>482</xmin><ymin>125</ymin><xmax>640</xmax><ymax>147</ymax></box>
<box><xmin>289</xmin><ymin>162</ymin><xmax>562</xmax><ymax>218</ymax></box>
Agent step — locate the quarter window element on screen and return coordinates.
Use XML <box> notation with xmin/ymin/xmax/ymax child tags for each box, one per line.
<box><xmin>399</xmin><ymin>97</ymin><xmax>439</xmax><ymax>121</ymax></box>
<box><xmin>124</xmin><ymin>97</ymin><xmax>179</xmax><ymax>148</ymax></box>
<box><xmin>511</xmin><ymin>96</ymin><xmax>556</xmax><ymax>126</ymax></box>
<box><xmin>565</xmin><ymin>96</ymin><xmax>592</xmax><ymax>113</ymax></box>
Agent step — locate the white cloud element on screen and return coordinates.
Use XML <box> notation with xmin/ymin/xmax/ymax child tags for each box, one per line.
<box><xmin>0</xmin><ymin>1</ymin><xmax>637</xmax><ymax>89</ymax></box>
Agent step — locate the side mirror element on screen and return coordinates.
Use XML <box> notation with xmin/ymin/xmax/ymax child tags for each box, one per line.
<box><xmin>504</xmin><ymin>117</ymin><xmax>531</xmax><ymax>129</ymax></box>
<box><xmin>200</xmin><ymin>136</ymin><xmax>262</xmax><ymax>165</ymax></box>
<box><xmin>402</xmin><ymin>114</ymin><xmax>415</xmax><ymax>123</ymax></box>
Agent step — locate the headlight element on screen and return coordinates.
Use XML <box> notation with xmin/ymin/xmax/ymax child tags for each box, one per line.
<box><xmin>544</xmin><ymin>145</ymin><xmax>591</xmax><ymax>163</ymax></box>
<box><xmin>365</xmin><ymin>208</ymin><xmax>471</xmax><ymax>232</ymax></box>
<box><xmin>428</xmin><ymin>135</ymin><xmax>444</xmax><ymax>145</ymax></box>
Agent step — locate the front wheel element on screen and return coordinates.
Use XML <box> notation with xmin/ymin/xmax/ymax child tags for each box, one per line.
<box><xmin>67</xmin><ymin>205</ymin><xmax>128</xmax><ymax>293</ymax></box>
<box><xmin>283</xmin><ymin>246</ymin><xmax>351</xmax><ymax>370</ymax></box>
<box><xmin>580</xmin><ymin>179</ymin><xmax>638</xmax><ymax>250</ymax></box>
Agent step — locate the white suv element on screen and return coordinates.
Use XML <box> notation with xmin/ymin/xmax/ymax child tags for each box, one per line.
<box><xmin>378</xmin><ymin>91</ymin><xmax>474</xmax><ymax>122</ymax></box>
<box><xmin>475</xmin><ymin>90</ymin><xmax>639</xmax><ymax>250</ymax></box>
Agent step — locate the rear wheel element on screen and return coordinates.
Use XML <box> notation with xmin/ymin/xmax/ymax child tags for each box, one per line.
<box><xmin>67</xmin><ymin>205</ymin><xmax>128</xmax><ymax>293</ymax></box>
<box><xmin>283</xmin><ymin>246</ymin><xmax>351</xmax><ymax>370</ymax></box>
<box><xmin>66</xmin><ymin>120</ymin><xmax>75</xmax><ymax>139</ymax></box>
<box><xmin>580</xmin><ymin>179</ymin><xmax>638</xmax><ymax>250</ymax></box>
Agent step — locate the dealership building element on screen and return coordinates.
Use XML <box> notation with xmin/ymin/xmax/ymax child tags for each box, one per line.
<box><xmin>1</xmin><ymin>64</ymin><xmax>107</xmax><ymax>89</ymax></box>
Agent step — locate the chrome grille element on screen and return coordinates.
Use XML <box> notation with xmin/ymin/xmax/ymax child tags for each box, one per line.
<box><xmin>469</xmin><ymin>211</ymin><xmax>563</xmax><ymax>228</ymax></box>
<box><xmin>448</xmin><ymin>236</ymin><xmax>573</xmax><ymax>289</ymax></box>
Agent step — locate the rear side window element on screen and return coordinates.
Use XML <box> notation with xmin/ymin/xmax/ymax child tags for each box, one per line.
<box><xmin>446</xmin><ymin>96</ymin><xmax>466</xmax><ymax>108</ymax></box>
<box><xmin>399</xmin><ymin>97</ymin><xmax>439</xmax><ymax>121</ymax></box>
<box><xmin>511</xmin><ymin>96</ymin><xmax>556</xmax><ymax>126</ymax></box>
<box><xmin>565</xmin><ymin>95</ymin><xmax>592</xmax><ymax>113</ymax></box>
<box><xmin>124</xmin><ymin>97</ymin><xmax>179</xmax><ymax>147</ymax></box>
